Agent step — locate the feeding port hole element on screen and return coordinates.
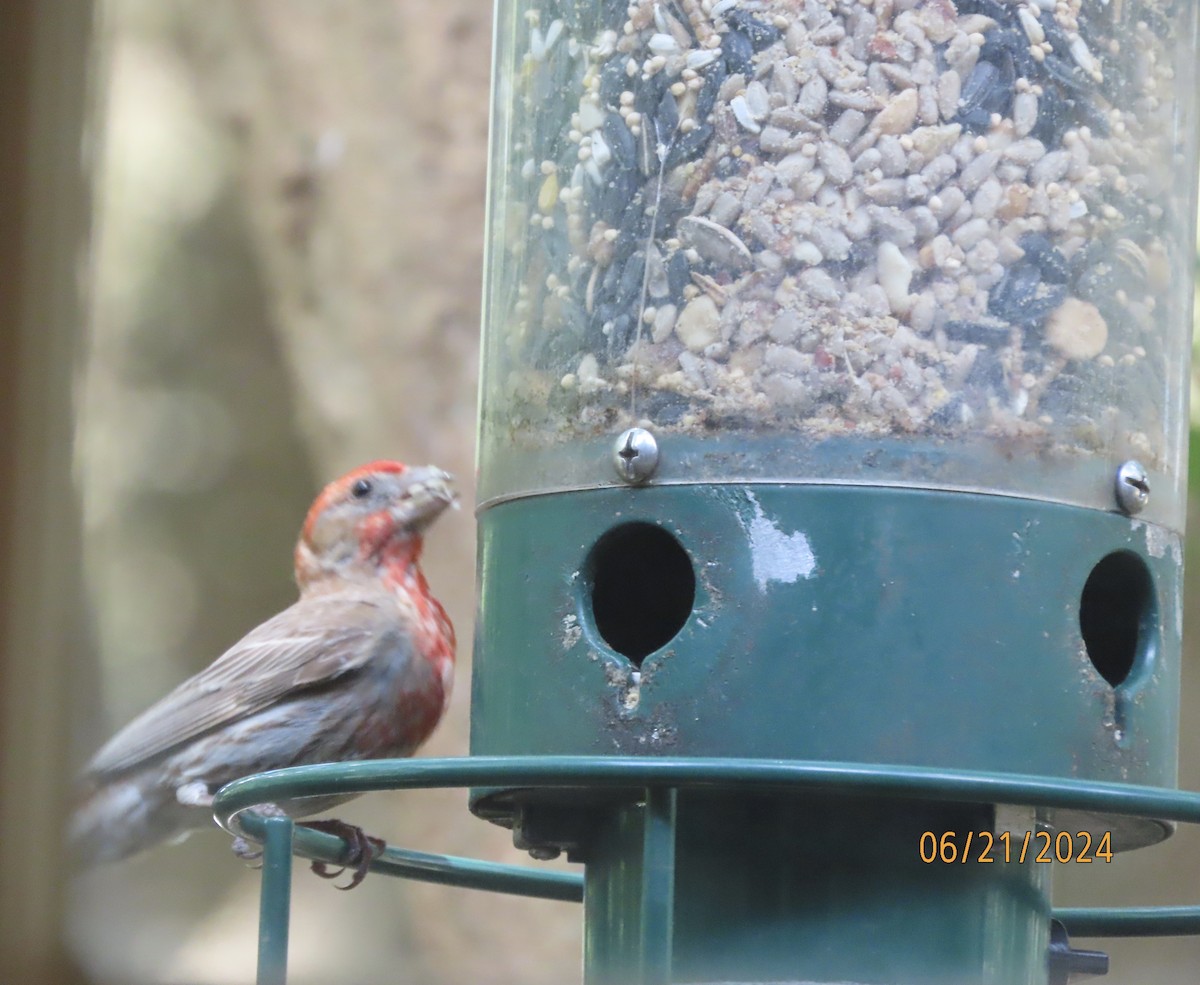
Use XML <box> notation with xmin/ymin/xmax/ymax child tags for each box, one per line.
<box><xmin>1079</xmin><ymin>550</ymin><xmax>1155</xmax><ymax>688</ymax></box>
<box><xmin>584</xmin><ymin>522</ymin><xmax>695</xmax><ymax>665</ymax></box>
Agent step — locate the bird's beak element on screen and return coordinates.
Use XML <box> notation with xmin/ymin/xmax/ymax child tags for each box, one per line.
<box><xmin>394</xmin><ymin>466</ymin><xmax>457</xmax><ymax>530</ymax></box>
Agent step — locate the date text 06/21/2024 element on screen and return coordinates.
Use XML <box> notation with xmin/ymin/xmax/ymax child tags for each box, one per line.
<box><xmin>920</xmin><ymin>830</ymin><xmax>1114</xmax><ymax>864</ymax></box>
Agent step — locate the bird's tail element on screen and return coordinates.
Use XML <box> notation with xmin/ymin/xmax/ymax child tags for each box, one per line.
<box><xmin>69</xmin><ymin>774</ymin><xmax>196</xmax><ymax>866</ymax></box>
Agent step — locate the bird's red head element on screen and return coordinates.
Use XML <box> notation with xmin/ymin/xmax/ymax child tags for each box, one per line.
<box><xmin>294</xmin><ymin>461</ymin><xmax>456</xmax><ymax>588</ymax></box>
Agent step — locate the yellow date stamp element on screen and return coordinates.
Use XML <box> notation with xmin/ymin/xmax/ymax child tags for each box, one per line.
<box><xmin>919</xmin><ymin>830</ymin><xmax>1113</xmax><ymax>864</ymax></box>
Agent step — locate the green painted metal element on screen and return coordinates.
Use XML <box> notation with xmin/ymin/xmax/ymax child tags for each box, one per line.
<box><xmin>214</xmin><ymin>757</ymin><xmax>1200</xmax><ymax>829</ymax></box>
<box><xmin>236</xmin><ymin>806</ymin><xmax>582</xmax><ymax>901</ymax></box>
<box><xmin>582</xmin><ymin>793</ymin><xmax>676</xmax><ymax>984</ymax></box>
<box><xmin>686</xmin><ymin>797</ymin><xmax>1042</xmax><ymax>985</ymax></box>
<box><xmin>582</xmin><ymin>793</ymin><xmax>1050</xmax><ymax>985</ymax></box>
<box><xmin>215</xmin><ymin>756</ymin><xmax>1200</xmax><ymax>971</ymax></box>
<box><xmin>467</xmin><ymin>483</ymin><xmax>1183</xmax><ymax>976</ymax></box>
<box><xmin>639</xmin><ymin>788</ymin><xmax>676</xmax><ymax>982</ymax></box>
<box><xmin>470</xmin><ymin>487</ymin><xmax>1181</xmax><ymax>805</ymax></box>
<box><xmin>257</xmin><ymin>815</ymin><xmax>294</xmax><ymax>985</ymax></box>
<box><xmin>1053</xmin><ymin>907</ymin><xmax>1200</xmax><ymax>938</ymax></box>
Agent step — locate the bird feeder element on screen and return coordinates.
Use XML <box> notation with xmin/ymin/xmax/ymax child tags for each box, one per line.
<box><xmin>215</xmin><ymin>2</ymin><xmax>1200</xmax><ymax>983</ymax></box>
<box><xmin>469</xmin><ymin>0</ymin><xmax>1200</xmax><ymax>980</ymax></box>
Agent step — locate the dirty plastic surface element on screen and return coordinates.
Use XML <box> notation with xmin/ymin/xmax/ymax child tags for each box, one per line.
<box><xmin>479</xmin><ymin>0</ymin><xmax>1197</xmax><ymax>527</ymax></box>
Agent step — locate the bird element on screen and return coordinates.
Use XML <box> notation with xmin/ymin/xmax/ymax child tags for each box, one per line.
<box><xmin>70</xmin><ymin>461</ymin><xmax>457</xmax><ymax>888</ymax></box>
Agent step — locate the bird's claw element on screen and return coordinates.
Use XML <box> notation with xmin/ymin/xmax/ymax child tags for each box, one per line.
<box><xmin>301</xmin><ymin>820</ymin><xmax>386</xmax><ymax>890</ymax></box>
<box><xmin>229</xmin><ymin>803</ymin><xmax>286</xmax><ymax>867</ymax></box>
<box><xmin>231</xmin><ymin>836</ymin><xmax>263</xmax><ymax>868</ymax></box>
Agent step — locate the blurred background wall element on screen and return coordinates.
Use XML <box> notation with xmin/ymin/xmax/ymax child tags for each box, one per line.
<box><xmin>0</xmin><ymin>1</ymin><xmax>1197</xmax><ymax>982</ymax></box>
<box><xmin>1</xmin><ymin>3</ymin><xmax>93</xmax><ymax>983</ymax></box>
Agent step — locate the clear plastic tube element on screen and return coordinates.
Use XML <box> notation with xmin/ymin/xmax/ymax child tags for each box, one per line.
<box><xmin>479</xmin><ymin>0</ymin><xmax>1198</xmax><ymax>528</ymax></box>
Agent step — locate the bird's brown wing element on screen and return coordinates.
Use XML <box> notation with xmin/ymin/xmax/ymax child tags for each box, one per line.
<box><xmin>84</xmin><ymin>592</ymin><xmax>400</xmax><ymax>778</ymax></box>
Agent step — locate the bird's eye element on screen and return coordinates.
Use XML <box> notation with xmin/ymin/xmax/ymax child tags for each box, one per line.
<box><xmin>351</xmin><ymin>478</ymin><xmax>373</xmax><ymax>499</ymax></box>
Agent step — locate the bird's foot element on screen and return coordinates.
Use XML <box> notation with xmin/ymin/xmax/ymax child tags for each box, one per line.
<box><xmin>231</xmin><ymin>836</ymin><xmax>263</xmax><ymax>867</ymax></box>
<box><xmin>300</xmin><ymin>819</ymin><xmax>386</xmax><ymax>890</ymax></box>
<box><xmin>229</xmin><ymin>804</ymin><xmax>290</xmax><ymax>867</ymax></box>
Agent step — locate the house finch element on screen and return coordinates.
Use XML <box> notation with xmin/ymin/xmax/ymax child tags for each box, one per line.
<box><xmin>71</xmin><ymin>461</ymin><xmax>457</xmax><ymax>887</ymax></box>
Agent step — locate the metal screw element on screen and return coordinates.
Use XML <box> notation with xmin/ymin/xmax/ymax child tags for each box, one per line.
<box><xmin>1114</xmin><ymin>460</ymin><xmax>1149</xmax><ymax>515</ymax></box>
<box><xmin>613</xmin><ymin>427</ymin><xmax>659</xmax><ymax>484</ymax></box>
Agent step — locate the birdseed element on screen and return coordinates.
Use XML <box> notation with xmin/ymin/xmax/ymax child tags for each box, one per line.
<box><xmin>483</xmin><ymin>0</ymin><xmax>1194</xmax><ymax>511</ymax></box>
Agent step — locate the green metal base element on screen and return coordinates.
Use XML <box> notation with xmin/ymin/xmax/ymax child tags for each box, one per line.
<box><xmin>584</xmin><ymin>795</ymin><xmax>1049</xmax><ymax>985</ymax></box>
<box><xmin>213</xmin><ymin>758</ymin><xmax>1200</xmax><ymax>985</ymax></box>
<box><xmin>471</xmin><ymin>486</ymin><xmax>1181</xmax><ymax>828</ymax></box>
